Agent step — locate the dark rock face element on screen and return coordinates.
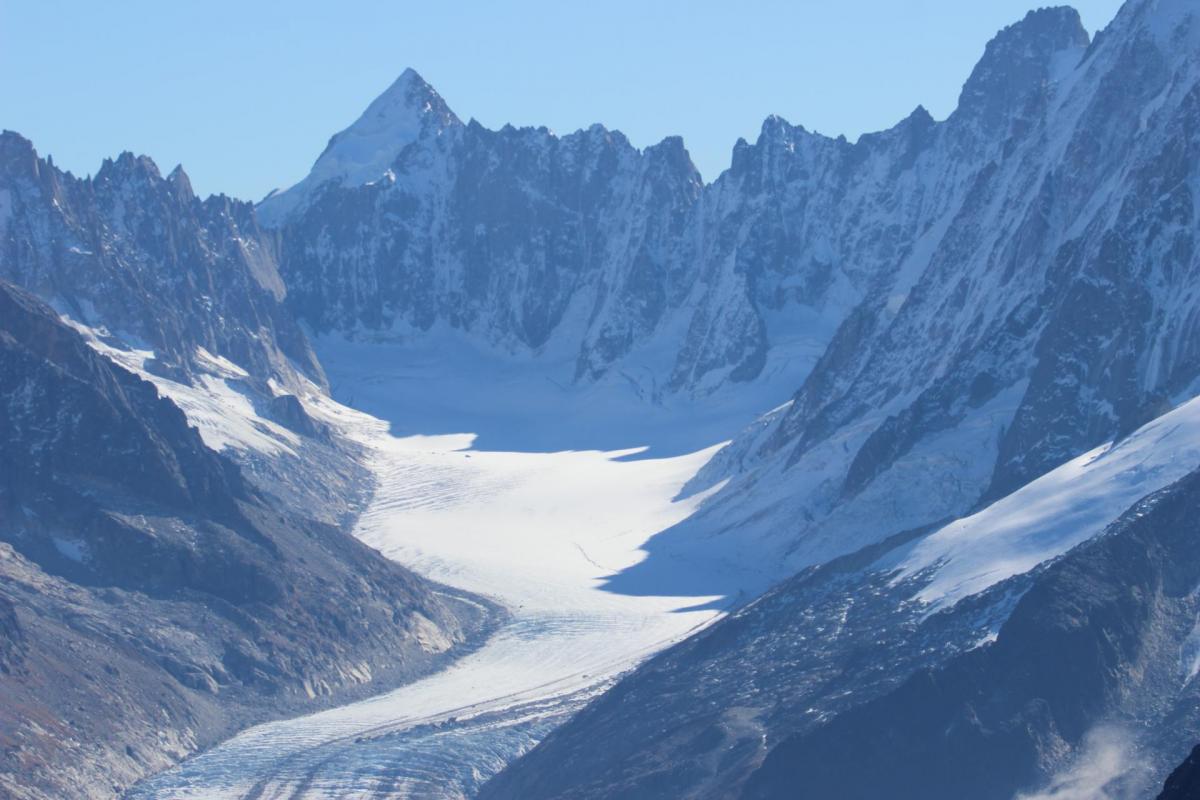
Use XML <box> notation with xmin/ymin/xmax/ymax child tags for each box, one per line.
<box><xmin>1158</xmin><ymin>745</ymin><xmax>1200</xmax><ymax>800</ymax></box>
<box><xmin>0</xmin><ymin>278</ymin><xmax>244</xmax><ymax>520</ymax></box>
<box><xmin>0</xmin><ymin>598</ymin><xmax>25</xmax><ymax>676</ymax></box>
<box><xmin>479</xmin><ymin>522</ymin><xmax>1008</xmax><ymax>800</ymax></box>
<box><xmin>485</xmin><ymin>467</ymin><xmax>1200</xmax><ymax>800</ymax></box>
<box><xmin>956</xmin><ymin>7</ymin><xmax>1091</xmax><ymax>130</ymax></box>
<box><xmin>745</xmin><ymin>469</ymin><xmax>1200</xmax><ymax>800</ymax></box>
<box><xmin>267</xmin><ymin>94</ymin><xmax>719</xmax><ymax>389</ymax></box>
<box><xmin>0</xmin><ymin>281</ymin><xmax>496</xmax><ymax>800</ymax></box>
<box><xmin>0</xmin><ymin>131</ymin><xmax>324</xmax><ymax>393</ymax></box>
<box><xmin>268</xmin><ymin>392</ymin><xmax>329</xmax><ymax>439</ymax></box>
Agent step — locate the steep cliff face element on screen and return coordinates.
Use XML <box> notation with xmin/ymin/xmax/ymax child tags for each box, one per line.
<box><xmin>262</xmin><ymin>71</ymin><xmax>718</xmax><ymax>391</ymax></box>
<box><xmin>0</xmin><ymin>131</ymin><xmax>323</xmax><ymax>394</ymax></box>
<box><xmin>0</xmin><ymin>130</ymin><xmax>380</xmax><ymax>527</ymax></box>
<box><xmin>0</xmin><ymin>281</ymin><xmax>496</xmax><ymax>800</ymax></box>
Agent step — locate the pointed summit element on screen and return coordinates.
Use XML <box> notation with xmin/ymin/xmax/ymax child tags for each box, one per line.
<box><xmin>0</xmin><ymin>130</ymin><xmax>40</xmax><ymax>179</ymax></box>
<box><xmin>955</xmin><ymin>7</ymin><xmax>1089</xmax><ymax>127</ymax></box>
<box><xmin>166</xmin><ymin>164</ymin><xmax>194</xmax><ymax>202</ymax></box>
<box><xmin>258</xmin><ymin>68</ymin><xmax>461</xmax><ymax>225</ymax></box>
<box><xmin>346</xmin><ymin>68</ymin><xmax>461</xmax><ymax>156</ymax></box>
<box><xmin>96</xmin><ymin>151</ymin><xmax>162</xmax><ymax>185</ymax></box>
<box><xmin>369</xmin><ymin>68</ymin><xmax>455</xmax><ymax>118</ymax></box>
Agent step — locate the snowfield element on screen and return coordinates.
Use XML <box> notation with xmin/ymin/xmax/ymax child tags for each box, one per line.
<box><xmin>128</xmin><ymin>338</ymin><xmax>770</xmax><ymax>799</ymax></box>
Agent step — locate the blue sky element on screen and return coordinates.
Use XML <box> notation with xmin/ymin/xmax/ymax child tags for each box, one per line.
<box><xmin>2</xmin><ymin>1</ymin><xmax>1124</xmax><ymax>200</ymax></box>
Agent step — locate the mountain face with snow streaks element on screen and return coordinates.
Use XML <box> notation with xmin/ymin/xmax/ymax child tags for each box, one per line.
<box><xmin>259</xmin><ymin>68</ymin><xmax>978</xmax><ymax>398</ymax></box>
<box><xmin>0</xmin><ymin>131</ymin><xmax>323</xmax><ymax>395</ymax></box>
<box><xmin>483</xmin><ymin>390</ymin><xmax>1200</xmax><ymax>799</ymax></box>
<box><xmin>484</xmin><ymin>2</ymin><xmax>1200</xmax><ymax>798</ymax></box>
<box><xmin>622</xmin><ymin>0</ymin><xmax>1200</xmax><ymax>588</ymax></box>
<box><xmin>260</xmin><ymin>6</ymin><xmax>1200</xmax><ymax>558</ymax></box>
<box><xmin>745</xmin><ymin>467</ymin><xmax>1200</xmax><ymax>800</ymax></box>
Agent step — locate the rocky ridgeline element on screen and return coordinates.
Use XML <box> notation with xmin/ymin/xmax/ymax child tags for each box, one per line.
<box><xmin>0</xmin><ymin>130</ymin><xmax>322</xmax><ymax>394</ymax></box>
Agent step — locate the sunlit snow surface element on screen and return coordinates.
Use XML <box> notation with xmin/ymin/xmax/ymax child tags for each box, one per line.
<box><xmin>129</xmin><ymin>336</ymin><xmax>773</xmax><ymax>800</ymax></box>
<box><xmin>888</xmin><ymin>393</ymin><xmax>1200</xmax><ymax>611</ymax></box>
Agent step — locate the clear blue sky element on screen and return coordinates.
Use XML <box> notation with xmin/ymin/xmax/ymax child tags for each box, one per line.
<box><xmin>2</xmin><ymin>1</ymin><xmax>1125</xmax><ymax>201</ymax></box>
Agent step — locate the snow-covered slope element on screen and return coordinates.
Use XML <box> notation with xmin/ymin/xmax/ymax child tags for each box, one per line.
<box><xmin>891</xmin><ymin>392</ymin><xmax>1200</xmax><ymax>610</ymax></box>
<box><xmin>258</xmin><ymin>69</ymin><xmax>461</xmax><ymax>225</ymax></box>
<box><xmin>621</xmin><ymin>0</ymin><xmax>1200</xmax><ymax>594</ymax></box>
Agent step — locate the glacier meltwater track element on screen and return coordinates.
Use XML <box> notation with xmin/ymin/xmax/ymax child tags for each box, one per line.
<box><xmin>127</xmin><ymin>374</ymin><xmax>735</xmax><ymax>799</ymax></box>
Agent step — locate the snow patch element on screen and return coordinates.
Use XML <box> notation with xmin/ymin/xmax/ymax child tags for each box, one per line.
<box><xmin>194</xmin><ymin>347</ymin><xmax>249</xmax><ymax>379</ymax></box>
<box><xmin>890</xmin><ymin>393</ymin><xmax>1200</xmax><ymax>611</ymax></box>
<box><xmin>161</xmin><ymin>375</ymin><xmax>300</xmax><ymax>456</ymax></box>
<box><xmin>51</xmin><ymin>537</ymin><xmax>87</xmax><ymax>563</ymax></box>
<box><xmin>885</xmin><ymin>292</ymin><xmax>908</xmax><ymax>314</ymax></box>
<box><xmin>258</xmin><ymin>69</ymin><xmax>459</xmax><ymax>225</ymax></box>
<box><xmin>1181</xmin><ymin>615</ymin><xmax>1200</xmax><ymax>682</ymax></box>
<box><xmin>64</xmin><ymin>319</ymin><xmax>299</xmax><ymax>457</ymax></box>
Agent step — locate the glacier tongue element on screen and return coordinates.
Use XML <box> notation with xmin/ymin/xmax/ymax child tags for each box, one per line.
<box><xmin>127</xmin><ymin>337</ymin><xmax>770</xmax><ymax>799</ymax></box>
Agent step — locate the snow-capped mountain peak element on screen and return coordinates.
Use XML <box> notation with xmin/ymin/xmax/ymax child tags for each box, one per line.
<box><xmin>329</xmin><ymin>67</ymin><xmax>461</xmax><ymax>169</ymax></box>
<box><xmin>258</xmin><ymin>67</ymin><xmax>462</xmax><ymax>224</ymax></box>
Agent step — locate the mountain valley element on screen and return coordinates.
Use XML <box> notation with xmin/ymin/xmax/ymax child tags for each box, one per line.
<box><xmin>4</xmin><ymin>1</ymin><xmax>1200</xmax><ymax>798</ymax></box>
